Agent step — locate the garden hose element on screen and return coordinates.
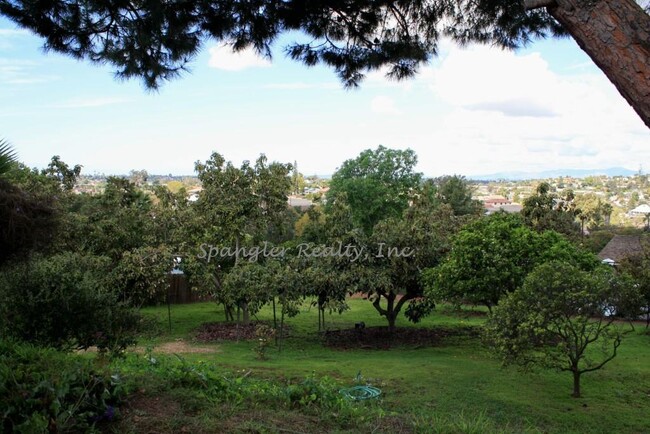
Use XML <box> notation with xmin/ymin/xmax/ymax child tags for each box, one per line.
<box><xmin>339</xmin><ymin>385</ymin><xmax>381</xmax><ymax>400</ymax></box>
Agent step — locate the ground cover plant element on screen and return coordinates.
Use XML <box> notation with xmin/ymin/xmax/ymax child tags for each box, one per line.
<box><xmin>0</xmin><ymin>340</ymin><xmax>126</xmax><ymax>433</ymax></box>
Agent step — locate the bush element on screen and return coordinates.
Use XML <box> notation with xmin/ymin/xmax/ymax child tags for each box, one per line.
<box><xmin>113</xmin><ymin>245</ymin><xmax>174</xmax><ymax>306</ymax></box>
<box><xmin>0</xmin><ymin>252</ymin><xmax>142</xmax><ymax>354</ymax></box>
<box><xmin>0</xmin><ymin>339</ymin><xmax>126</xmax><ymax>433</ymax></box>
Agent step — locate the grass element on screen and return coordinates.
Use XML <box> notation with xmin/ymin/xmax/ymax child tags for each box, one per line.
<box><xmin>109</xmin><ymin>299</ymin><xmax>650</xmax><ymax>433</ymax></box>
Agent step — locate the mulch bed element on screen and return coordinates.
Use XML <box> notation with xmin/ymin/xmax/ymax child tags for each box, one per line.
<box><xmin>322</xmin><ymin>325</ymin><xmax>480</xmax><ymax>350</ymax></box>
<box><xmin>195</xmin><ymin>321</ymin><xmax>290</xmax><ymax>342</ymax></box>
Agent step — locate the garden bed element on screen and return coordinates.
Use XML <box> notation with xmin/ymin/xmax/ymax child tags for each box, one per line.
<box><xmin>195</xmin><ymin>321</ymin><xmax>290</xmax><ymax>342</ymax></box>
<box><xmin>322</xmin><ymin>325</ymin><xmax>479</xmax><ymax>350</ymax></box>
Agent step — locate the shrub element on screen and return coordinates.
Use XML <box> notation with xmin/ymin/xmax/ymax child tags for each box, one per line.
<box><xmin>0</xmin><ymin>252</ymin><xmax>142</xmax><ymax>354</ymax></box>
<box><xmin>113</xmin><ymin>245</ymin><xmax>174</xmax><ymax>306</ymax></box>
<box><xmin>0</xmin><ymin>339</ymin><xmax>126</xmax><ymax>433</ymax></box>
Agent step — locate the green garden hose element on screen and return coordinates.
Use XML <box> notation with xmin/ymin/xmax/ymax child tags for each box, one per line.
<box><xmin>339</xmin><ymin>385</ymin><xmax>381</xmax><ymax>400</ymax></box>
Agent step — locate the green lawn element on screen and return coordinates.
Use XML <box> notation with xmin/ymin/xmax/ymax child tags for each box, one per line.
<box><xmin>119</xmin><ymin>299</ymin><xmax>650</xmax><ymax>434</ymax></box>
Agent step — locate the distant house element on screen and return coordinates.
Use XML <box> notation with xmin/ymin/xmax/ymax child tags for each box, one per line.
<box><xmin>598</xmin><ymin>235</ymin><xmax>642</xmax><ymax>266</ymax></box>
<box><xmin>187</xmin><ymin>187</ymin><xmax>202</xmax><ymax>203</ymax></box>
<box><xmin>628</xmin><ymin>204</ymin><xmax>650</xmax><ymax>216</ymax></box>
<box><xmin>483</xmin><ymin>196</ymin><xmax>511</xmax><ymax>207</ymax></box>
<box><xmin>484</xmin><ymin>203</ymin><xmax>523</xmax><ymax>215</ymax></box>
<box><xmin>480</xmin><ymin>196</ymin><xmax>523</xmax><ymax>215</ymax></box>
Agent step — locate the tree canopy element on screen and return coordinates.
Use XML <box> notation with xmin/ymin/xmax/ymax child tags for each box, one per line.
<box><xmin>521</xmin><ymin>182</ymin><xmax>580</xmax><ymax>238</ymax></box>
<box><xmin>0</xmin><ymin>0</ymin><xmax>560</xmax><ymax>88</ymax></box>
<box><xmin>425</xmin><ymin>212</ymin><xmax>598</xmax><ymax>310</ymax></box>
<box><xmin>2</xmin><ymin>0</ymin><xmax>648</xmax><ymax>126</ymax></box>
<box><xmin>485</xmin><ymin>261</ymin><xmax>640</xmax><ymax>398</ymax></box>
<box><xmin>327</xmin><ymin>145</ymin><xmax>422</xmax><ymax>234</ymax></box>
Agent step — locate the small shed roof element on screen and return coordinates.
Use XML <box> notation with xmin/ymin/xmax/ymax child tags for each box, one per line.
<box><xmin>631</xmin><ymin>204</ymin><xmax>650</xmax><ymax>214</ymax></box>
<box><xmin>597</xmin><ymin>235</ymin><xmax>642</xmax><ymax>263</ymax></box>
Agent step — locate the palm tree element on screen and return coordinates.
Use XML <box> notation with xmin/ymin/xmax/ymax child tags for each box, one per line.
<box><xmin>0</xmin><ymin>139</ymin><xmax>18</xmax><ymax>176</ymax></box>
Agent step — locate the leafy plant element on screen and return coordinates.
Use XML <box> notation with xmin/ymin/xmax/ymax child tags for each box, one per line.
<box><xmin>253</xmin><ymin>323</ymin><xmax>276</xmax><ymax>360</ymax></box>
<box><xmin>0</xmin><ymin>139</ymin><xmax>17</xmax><ymax>176</ymax></box>
<box><xmin>0</xmin><ymin>339</ymin><xmax>126</xmax><ymax>433</ymax></box>
<box><xmin>0</xmin><ymin>252</ymin><xmax>142</xmax><ymax>355</ymax></box>
<box><xmin>485</xmin><ymin>261</ymin><xmax>640</xmax><ymax>397</ymax></box>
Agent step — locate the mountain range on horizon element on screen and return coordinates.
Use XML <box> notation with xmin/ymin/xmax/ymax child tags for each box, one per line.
<box><xmin>467</xmin><ymin>167</ymin><xmax>639</xmax><ymax>181</ymax></box>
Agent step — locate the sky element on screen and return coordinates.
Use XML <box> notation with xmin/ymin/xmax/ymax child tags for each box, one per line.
<box><xmin>0</xmin><ymin>17</ymin><xmax>648</xmax><ymax>178</ymax></box>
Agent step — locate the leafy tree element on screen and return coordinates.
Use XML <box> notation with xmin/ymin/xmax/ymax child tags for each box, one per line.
<box><xmin>42</xmin><ymin>155</ymin><xmax>82</xmax><ymax>192</ymax></box>
<box><xmin>71</xmin><ymin>177</ymin><xmax>154</xmax><ymax>262</ymax></box>
<box><xmin>194</xmin><ymin>152</ymin><xmax>292</xmax><ymax>323</ymax></box>
<box><xmin>485</xmin><ymin>261</ymin><xmax>640</xmax><ymax>398</ymax></box>
<box><xmin>129</xmin><ymin>169</ymin><xmax>149</xmax><ymax>187</ymax></box>
<box><xmin>362</xmin><ymin>200</ymin><xmax>460</xmax><ymax>330</ymax></box>
<box><xmin>574</xmin><ymin>193</ymin><xmax>614</xmax><ymax>231</ymax></box>
<box><xmin>521</xmin><ymin>182</ymin><xmax>580</xmax><ymax>238</ymax></box>
<box><xmin>294</xmin><ymin>212</ymin><xmax>311</xmax><ymax>238</ymax></box>
<box><xmin>0</xmin><ymin>252</ymin><xmax>141</xmax><ymax>354</ymax></box>
<box><xmin>426</xmin><ymin>175</ymin><xmax>483</xmax><ymax>217</ymax></box>
<box><xmin>426</xmin><ymin>212</ymin><xmax>598</xmax><ymax>311</ymax></box>
<box><xmin>151</xmin><ymin>184</ymin><xmax>192</xmax><ymax>246</ymax></box>
<box><xmin>222</xmin><ymin>261</ymin><xmax>276</xmax><ymax>324</ymax></box>
<box><xmin>581</xmin><ymin>229</ymin><xmax>615</xmax><ymax>254</ymax></box>
<box><xmin>0</xmin><ymin>157</ymin><xmax>74</xmax><ymax>264</ymax></box>
<box><xmin>297</xmin><ymin>206</ymin><xmax>328</xmax><ymax>243</ymax></box>
<box><xmin>290</xmin><ymin>161</ymin><xmax>305</xmax><ymax>195</ymax></box>
<box><xmin>114</xmin><ymin>245</ymin><xmax>175</xmax><ymax>306</ymax></box>
<box><xmin>327</xmin><ymin>146</ymin><xmax>422</xmax><ymax>234</ymax></box>
<box><xmin>618</xmin><ymin>237</ymin><xmax>650</xmax><ymax>328</ymax></box>
<box><xmin>300</xmin><ymin>256</ymin><xmax>351</xmax><ymax>331</ymax></box>
<box><xmin>2</xmin><ymin>0</ymin><xmax>647</xmax><ymax>126</ymax></box>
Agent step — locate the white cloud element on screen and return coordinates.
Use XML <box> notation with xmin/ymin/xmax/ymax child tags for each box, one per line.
<box><xmin>429</xmin><ymin>47</ymin><xmax>557</xmax><ymax>113</ymax></box>
<box><xmin>413</xmin><ymin>44</ymin><xmax>650</xmax><ymax>175</ymax></box>
<box><xmin>0</xmin><ymin>58</ymin><xmax>59</xmax><ymax>85</ymax></box>
<box><xmin>208</xmin><ymin>45</ymin><xmax>272</xmax><ymax>71</ymax></box>
<box><xmin>370</xmin><ymin>95</ymin><xmax>400</xmax><ymax>115</ymax></box>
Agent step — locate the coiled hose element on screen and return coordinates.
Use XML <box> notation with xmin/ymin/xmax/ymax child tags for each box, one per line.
<box><xmin>339</xmin><ymin>385</ymin><xmax>381</xmax><ymax>400</ymax></box>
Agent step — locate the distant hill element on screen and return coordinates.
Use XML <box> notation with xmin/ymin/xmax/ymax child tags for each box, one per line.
<box><xmin>468</xmin><ymin>167</ymin><xmax>637</xmax><ymax>181</ymax></box>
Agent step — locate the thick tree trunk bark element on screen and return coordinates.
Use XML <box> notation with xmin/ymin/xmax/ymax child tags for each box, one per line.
<box><xmin>572</xmin><ymin>370</ymin><xmax>581</xmax><ymax>398</ymax></box>
<box><xmin>545</xmin><ymin>0</ymin><xmax>650</xmax><ymax>129</ymax></box>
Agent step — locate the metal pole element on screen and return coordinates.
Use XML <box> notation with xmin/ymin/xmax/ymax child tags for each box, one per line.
<box><xmin>168</xmin><ymin>275</ymin><xmax>173</xmax><ymax>334</ymax></box>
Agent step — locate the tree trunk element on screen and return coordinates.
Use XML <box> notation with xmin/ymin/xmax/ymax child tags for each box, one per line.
<box><xmin>225</xmin><ymin>303</ymin><xmax>234</xmax><ymax>322</ymax></box>
<box><xmin>545</xmin><ymin>0</ymin><xmax>650</xmax><ymax>128</ymax></box>
<box><xmin>386</xmin><ymin>293</ymin><xmax>397</xmax><ymax>332</ymax></box>
<box><xmin>242</xmin><ymin>302</ymin><xmax>250</xmax><ymax>325</ymax></box>
<box><xmin>572</xmin><ymin>370</ymin><xmax>581</xmax><ymax>398</ymax></box>
<box><xmin>272</xmin><ymin>297</ymin><xmax>277</xmax><ymax>328</ymax></box>
<box><xmin>279</xmin><ymin>302</ymin><xmax>286</xmax><ymax>353</ymax></box>
<box><xmin>387</xmin><ymin>314</ymin><xmax>397</xmax><ymax>332</ymax></box>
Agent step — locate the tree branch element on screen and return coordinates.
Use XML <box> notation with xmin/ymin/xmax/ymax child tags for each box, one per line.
<box><xmin>524</xmin><ymin>0</ymin><xmax>557</xmax><ymax>10</ymax></box>
<box><xmin>394</xmin><ymin>292</ymin><xmax>416</xmax><ymax>318</ymax></box>
<box><xmin>372</xmin><ymin>291</ymin><xmax>388</xmax><ymax>317</ymax></box>
<box><xmin>580</xmin><ymin>334</ymin><xmax>622</xmax><ymax>374</ymax></box>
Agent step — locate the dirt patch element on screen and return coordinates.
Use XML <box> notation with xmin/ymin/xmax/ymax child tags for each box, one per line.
<box><xmin>195</xmin><ymin>321</ymin><xmax>290</xmax><ymax>343</ymax></box>
<box><xmin>134</xmin><ymin>340</ymin><xmax>219</xmax><ymax>354</ymax></box>
<box><xmin>322</xmin><ymin>325</ymin><xmax>479</xmax><ymax>350</ymax></box>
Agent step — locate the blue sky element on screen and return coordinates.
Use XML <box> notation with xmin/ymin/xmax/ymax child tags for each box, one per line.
<box><xmin>0</xmin><ymin>17</ymin><xmax>648</xmax><ymax>177</ymax></box>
